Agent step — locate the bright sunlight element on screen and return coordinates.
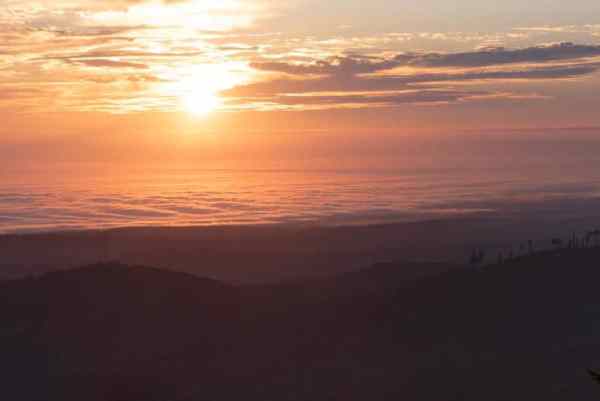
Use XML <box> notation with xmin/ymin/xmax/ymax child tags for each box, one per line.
<box><xmin>182</xmin><ymin>91</ymin><xmax>221</xmax><ymax>116</ymax></box>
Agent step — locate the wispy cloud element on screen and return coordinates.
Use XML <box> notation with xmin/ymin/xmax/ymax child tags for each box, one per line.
<box><xmin>226</xmin><ymin>64</ymin><xmax>596</xmax><ymax>94</ymax></box>
<box><xmin>251</xmin><ymin>43</ymin><xmax>600</xmax><ymax>75</ymax></box>
<box><xmin>1</xmin><ymin>1</ymin><xmax>600</xmax><ymax>113</ymax></box>
<box><xmin>71</xmin><ymin>59</ymin><xmax>149</xmax><ymax>69</ymax></box>
<box><xmin>223</xmin><ymin>44</ymin><xmax>600</xmax><ymax>110</ymax></box>
<box><xmin>226</xmin><ymin>89</ymin><xmax>544</xmax><ymax>111</ymax></box>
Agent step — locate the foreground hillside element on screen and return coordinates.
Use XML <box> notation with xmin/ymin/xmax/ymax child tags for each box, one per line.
<box><xmin>1</xmin><ymin>249</ymin><xmax>600</xmax><ymax>400</ymax></box>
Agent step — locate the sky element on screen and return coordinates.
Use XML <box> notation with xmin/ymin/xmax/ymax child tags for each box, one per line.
<box><xmin>1</xmin><ymin>0</ymin><xmax>600</xmax><ymax>170</ymax></box>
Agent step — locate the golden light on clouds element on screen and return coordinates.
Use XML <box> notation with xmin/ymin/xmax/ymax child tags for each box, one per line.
<box><xmin>1</xmin><ymin>0</ymin><xmax>600</xmax><ymax>119</ymax></box>
<box><xmin>88</xmin><ymin>0</ymin><xmax>257</xmax><ymax>31</ymax></box>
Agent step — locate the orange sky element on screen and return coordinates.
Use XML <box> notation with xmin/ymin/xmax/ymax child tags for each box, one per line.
<box><xmin>2</xmin><ymin>0</ymin><xmax>600</xmax><ymax>169</ymax></box>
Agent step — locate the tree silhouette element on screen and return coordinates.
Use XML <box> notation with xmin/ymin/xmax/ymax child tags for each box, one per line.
<box><xmin>469</xmin><ymin>248</ymin><xmax>485</xmax><ymax>266</ymax></box>
<box><xmin>551</xmin><ymin>238</ymin><xmax>563</xmax><ymax>249</ymax></box>
<box><xmin>586</xmin><ymin>229</ymin><xmax>600</xmax><ymax>248</ymax></box>
<box><xmin>469</xmin><ymin>249</ymin><xmax>479</xmax><ymax>265</ymax></box>
<box><xmin>528</xmin><ymin>240</ymin><xmax>534</xmax><ymax>255</ymax></box>
<box><xmin>588</xmin><ymin>369</ymin><xmax>600</xmax><ymax>385</ymax></box>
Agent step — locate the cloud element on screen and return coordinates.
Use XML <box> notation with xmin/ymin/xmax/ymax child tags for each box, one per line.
<box><xmin>514</xmin><ymin>24</ymin><xmax>600</xmax><ymax>34</ymax></box>
<box><xmin>44</xmin><ymin>49</ymin><xmax>204</xmax><ymax>61</ymax></box>
<box><xmin>0</xmin><ymin>87</ymin><xmax>46</xmax><ymax>100</ymax></box>
<box><xmin>411</xmin><ymin>42</ymin><xmax>600</xmax><ymax>68</ymax></box>
<box><xmin>223</xmin><ymin>64</ymin><xmax>599</xmax><ymax>98</ymax></box>
<box><xmin>2</xmin><ymin>0</ymin><xmax>600</xmax><ymax>115</ymax></box>
<box><xmin>220</xmin><ymin>42</ymin><xmax>600</xmax><ymax>110</ymax></box>
<box><xmin>225</xmin><ymin>88</ymin><xmax>551</xmax><ymax>111</ymax></box>
<box><xmin>250</xmin><ymin>56</ymin><xmax>400</xmax><ymax>76</ymax></box>
<box><xmin>73</xmin><ymin>59</ymin><xmax>149</xmax><ymax>69</ymax></box>
<box><xmin>250</xmin><ymin>43</ymin><xmax>600</xmax><ymax>76</ymax></box>
<box><xmin>250</xmin><ymin>90</ymin><xmax>488</xmax><ymax>107</ymax></box>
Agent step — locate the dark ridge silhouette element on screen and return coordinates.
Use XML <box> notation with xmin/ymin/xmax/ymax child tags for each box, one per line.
<box><xmin>2</xmin><ymin>250</ymin><xmax>600</xmax><ymax>401</ymax></box>
<box><xmin>274</xmin><ymin>260</ymin><xmax>459</xmax><ymax>301</ymax></box>
<box><xmin>4</xmin><ymin>219</ymin><xmax>598</xmax><ymax>283</ymax></box>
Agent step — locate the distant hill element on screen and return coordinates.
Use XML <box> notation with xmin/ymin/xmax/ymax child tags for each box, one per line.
<box><xmin>261</xmin><ymin>260</ymin><xmax>458</xmax><ymax>302</ymax></box>
<box><xmin>0</xmin><ymin>218</ymin><xmax>574</xmax><ymax>283</ymax></box>
<box><xmin>313</xmin><ymin>260</ymin><xmax>457</xmax><ymax>295</ymax></box>
<box><xmin>2</xmin><ymin>251</ymin><xmax>600</xmax><ymax>400</ymax></box>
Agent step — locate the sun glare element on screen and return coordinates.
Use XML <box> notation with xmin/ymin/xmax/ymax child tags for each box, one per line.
<box><xmin>160</xmin><ymin>61</ymin><xmax>251</xmax><ymax>117</ymax></box>
<box><xmin>182</xmin><ymin>91</ymin><xmax>221</xmax><ymax>116</ymax></box>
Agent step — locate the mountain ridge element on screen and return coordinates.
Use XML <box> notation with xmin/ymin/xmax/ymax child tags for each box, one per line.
<box><xmin>2</xmin><ymin>250</ymin><xmax>600</xmax><ymax>400</ymax></box>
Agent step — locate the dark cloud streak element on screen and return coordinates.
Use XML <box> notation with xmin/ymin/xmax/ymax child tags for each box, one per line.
<box><xmin>225</xmin><ymin>43</ymin><xmax>600</xmax><ymax>110</ymax></box>
<box><xmin>224</xmin><ymin>64</ymin><xmax>599</xmax><ymax>97</ymax></box>
<box><xmin>251</xmin><ymin>43</ymin><xmax>600</xmax><ymax>76</ymax></box>
<box><xmin>263</xmin><ymin>90</ymin><xmax>487</xmax><ymax>106</ymax></box>
<box><xmin>73</xmin><ymin>59</ymin><xmax>149</xmax><ymax>69</ymax></box>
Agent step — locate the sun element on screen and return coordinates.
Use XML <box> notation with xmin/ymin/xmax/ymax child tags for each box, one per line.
<box><xmin>182</xmin><ymin>91</ymin><xmax>221</xmax><ymax>116</ymax></box>
<box><xmin>169</xmin><ymin>61</ymin><xmax>250</xmax><ymax>116</ymax></box>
